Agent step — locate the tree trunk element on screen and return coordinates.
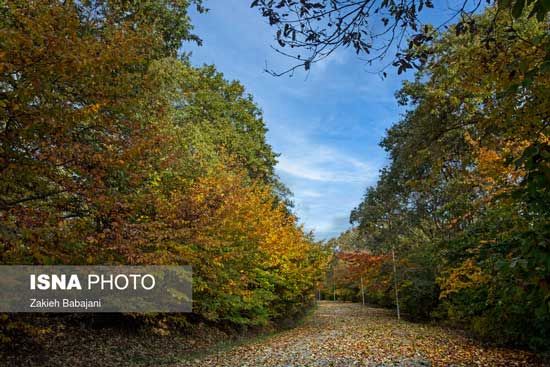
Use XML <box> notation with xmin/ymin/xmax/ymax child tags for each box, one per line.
<box><xmin>391</xmin><ymin>246</ymin><xmax>400</xmax><ymax>321</ymax></box>
<box><xmin>360</xmin><ymin>275</ymin><xmax>365</xmax><ymax>306</ymax></box>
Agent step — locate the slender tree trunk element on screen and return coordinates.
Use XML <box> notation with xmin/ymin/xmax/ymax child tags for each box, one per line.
<box><xmin>391</xmin><ymin>245</ymin><xmax>400</xmax><ymax>321</ymax></box>
<box><xmin>361</xmin><ymin>276</ymin><xmax>365</xmax><ymax>306</ymax></box>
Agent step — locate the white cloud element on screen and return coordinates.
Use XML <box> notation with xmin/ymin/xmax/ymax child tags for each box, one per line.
<box><xmin>276</xmin><ymin>147</ymin><xmax>377</xmax><ymax>183</ymax></box>
<box><xmin>300</xmin><ymin>189</ymin><xmax>323</xmax><ymax>198</ymax></box>
<box><xmin>269</xmin><ymin>118</ymin><xmax>381</xmax><ymax>239</ymax></box>
<box><xmin>272</xmin><ymin>132</ymin><xmax>379</xmax><ymax>239</ymax></box>
<box><xmin>311</xmin><ymin>49</ymin><xmax>347</xmax><ymax>74</ymax></box>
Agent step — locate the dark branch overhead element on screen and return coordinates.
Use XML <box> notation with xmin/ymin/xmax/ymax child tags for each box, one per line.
<box><xmin>251</xmin><ymin>0</ymin><xmax>549</xmax><ymax>76</ymax></box>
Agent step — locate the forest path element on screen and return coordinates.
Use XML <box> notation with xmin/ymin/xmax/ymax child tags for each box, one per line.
<box><xmin>177</xmin><ymin>301</ymin><xmax>542</xmax><ymax>367</ymax></box>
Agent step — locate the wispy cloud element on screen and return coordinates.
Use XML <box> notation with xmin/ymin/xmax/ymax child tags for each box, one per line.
<box><xmin>277</xmin><ymin>149</ymin><xmax>376</xmax><ymax>183</ymax></box>
<box><xmin>311</xmin><ymin>49</ymin><xmax>347</xmax><ymax>74</ymax></box>
<box><xmin>273</xmin><ymin>128</ymin><xmax>380</xmax><ymax>239</ymax></box>
<box><xmin>300</xmin><ymin>189</ymin><xmax>323</xmax><ymax>198</ymax></box>
<box><xmin>187</xmin><ymin>0</ymin><xmax>409</xmax><ymax>239</ymax></box>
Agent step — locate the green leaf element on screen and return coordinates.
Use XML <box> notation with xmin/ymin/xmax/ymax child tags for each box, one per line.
<box><xmin>512</xmin><ymin>0</ymin><xmax>526</xmax><ymax>18</ymax></box>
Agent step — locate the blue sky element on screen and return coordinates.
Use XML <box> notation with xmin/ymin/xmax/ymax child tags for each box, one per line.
<box><xmin>184</xmin><ymin>1</ymin><xmax>414</xmax><ymax>240</ymax></box>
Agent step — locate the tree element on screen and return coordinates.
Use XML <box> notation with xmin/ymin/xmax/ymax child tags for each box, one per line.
<box><xmin>338</xmin><ymin>251</ymin><xmax>387</xmax><ymax>305</ymax></box>
<box><xmin>346</xmin><ymin>7</ymin><xmax>549</xmax><ymax>348</ymax></box>
<box><xmin>1</xmin><ymin>3</ymin><xmax>329</xmax><ymax>341</ymax></box>
<box><xmin>150</xmin><ymin>164</ymin><xmax>324</xmax><ymax>325</ymax></box>
<box><xmin>0</xmin><ymin>0</ymin><xmax>202</xmax><ymax>264</ymax></box>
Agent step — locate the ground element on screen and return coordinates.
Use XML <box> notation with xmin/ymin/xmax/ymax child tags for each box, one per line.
<box><xmin>2</xmin><ymin>302</ymin><xmax>546</xmax><ymax>366</ymax></box>
<box><xmin>177</xmin><ymin>301</ymin><xmax>545</xmax><ymax>367</ymax></box>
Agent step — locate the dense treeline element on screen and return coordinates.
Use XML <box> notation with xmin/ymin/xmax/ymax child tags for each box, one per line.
<box><xmin>332</xmin><ymin>8</ymin><xmax>549</xmax><ymax>350</ymax></box>
<box><xmin>0</xmin><ymin>0</ymin><xmax>325</xmax><ymax>339</ymax></box>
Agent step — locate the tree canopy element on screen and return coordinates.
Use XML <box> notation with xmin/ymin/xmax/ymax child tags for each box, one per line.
<box><xmin>345</xmin><ymin>7</ymin><xmax>549</xmax><ymax>349</ymax></box>
<box><xmin>0</xmin><ymin>0</ymin><xmax>326</xmax><ymax>336</ymax></box>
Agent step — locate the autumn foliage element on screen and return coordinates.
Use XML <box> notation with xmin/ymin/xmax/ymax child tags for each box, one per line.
<box><xmin>339</xmin><ymin>7</ymin><xmax>549</xmax><ymax>351</ymax></box>
<box><xmin>0</xmin><ymin>0</ymin><xmax>325</xmax><ymax>340</ymax></box>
